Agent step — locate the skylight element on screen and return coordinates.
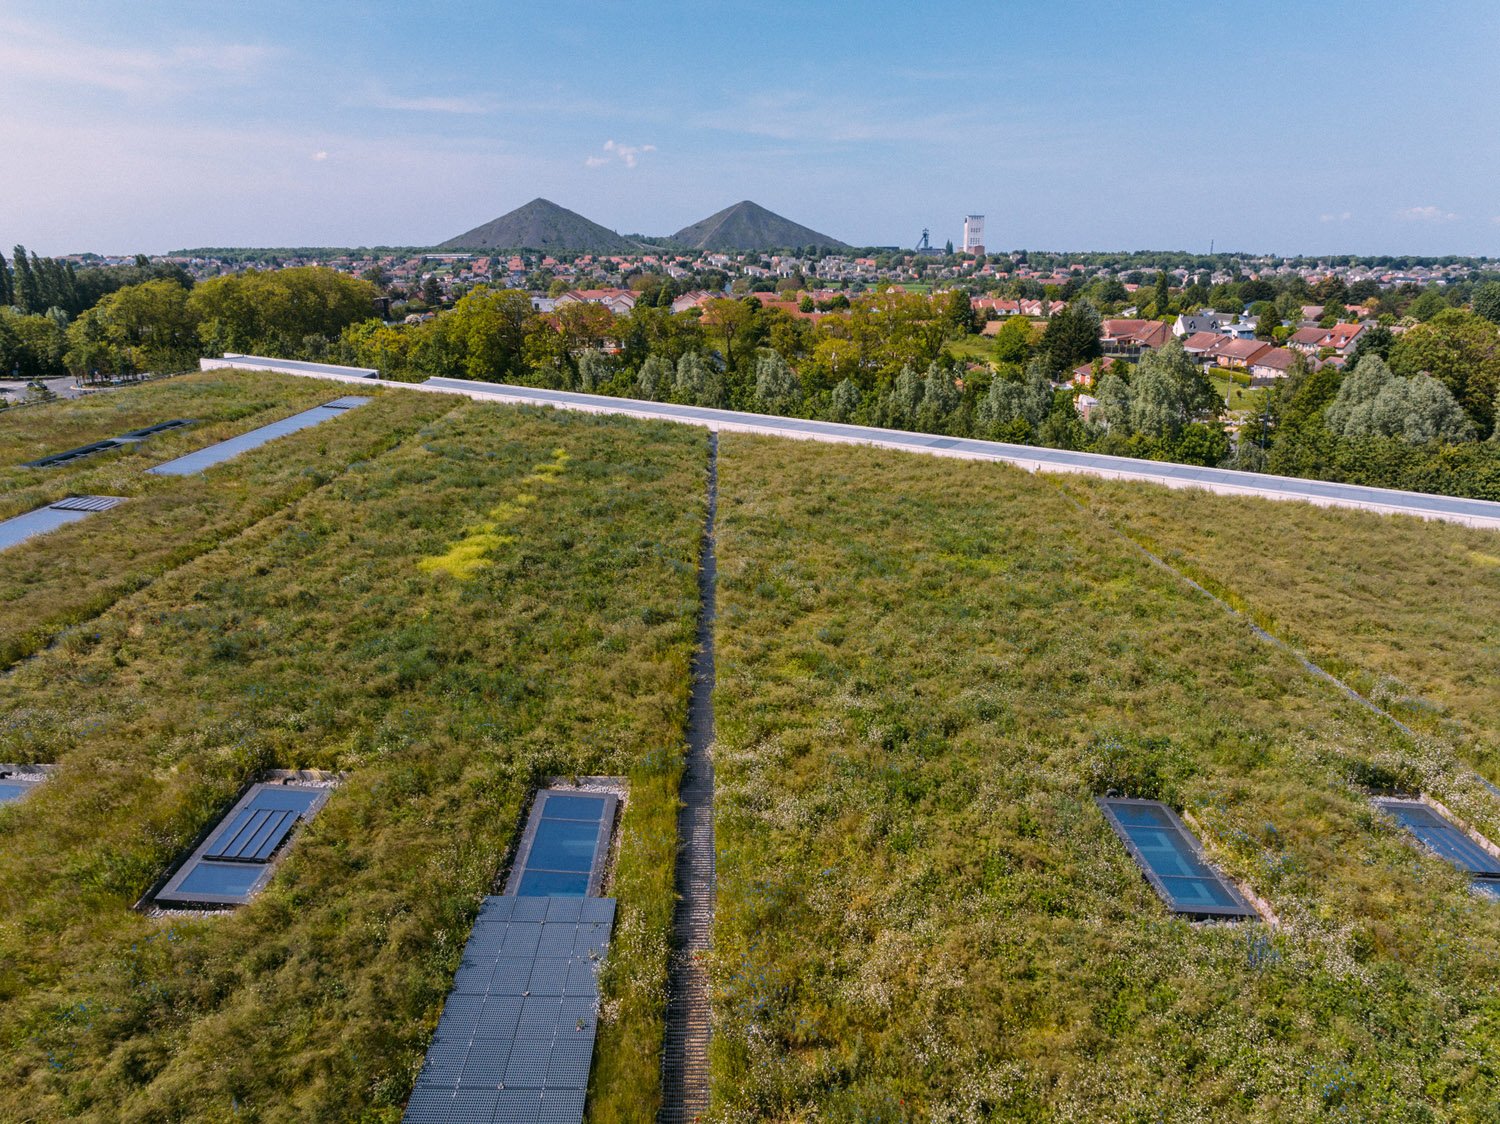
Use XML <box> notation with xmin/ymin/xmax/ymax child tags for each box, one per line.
<box><xmin>1374</xmin><ymin>797</ymin><xmax>1500</xmax><ymax>897</ymax></box>
<box><xmin>146</xmin><ymin>397</ymin><xmax>369</xmax><ymax>476</ymax></box>
<box><xmin>22</xmin><ymin>419</ymin><xmax>196</xmax><ymax>468</ymax></box>
<box><xmin>0</xmin><ymin>765</ymin><xmax>54</xmax><ymax>804</ymax></box>
<box><xmin>1097</xmin><ymin>797</ymin><xmax>1256</xmax><ymax>919</ymax></box>
<box><xmin>504</xmin><ymin>790</ymin><xmax>617</xmax><ymax>898</ymax></box>
<box><xmin>154</xmin><ymin>780</ymin><xmax>329</xmax><ymax>907</ymax></box>
<box><xmin>0</xmin><ymin>496</ymin><xmax>128</xmax><ymax>552</ymax></box>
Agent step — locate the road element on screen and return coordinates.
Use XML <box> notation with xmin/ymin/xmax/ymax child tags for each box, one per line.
<box><xmin>204</xmin><ymin>358</ymin><xmax>1500</xmax><ymax>531</ymax></box>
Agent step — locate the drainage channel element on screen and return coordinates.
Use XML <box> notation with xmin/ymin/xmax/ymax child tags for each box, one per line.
<box><xmin>659</xmin><ymin>432</ymin><xmax>719</xmax><ymax>1124</ymax></box>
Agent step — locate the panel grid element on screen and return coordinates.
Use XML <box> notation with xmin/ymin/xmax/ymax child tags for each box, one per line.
<box><xmin>403</xmin><ymin>897</ymin><xmax>615</xmax><ymax>1123</ymax></box>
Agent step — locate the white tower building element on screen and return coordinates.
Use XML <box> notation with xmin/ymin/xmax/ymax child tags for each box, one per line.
<box><xmin>962</xmin><ymin>214</ymin><xmax>985</xmax><ymax>255</ymax></box>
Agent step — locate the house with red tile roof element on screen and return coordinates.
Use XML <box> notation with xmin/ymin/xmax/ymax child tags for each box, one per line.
<box><xmin>554</xmin><ymin>288</ymin><xmax>638</xmax><ymax>314</ymax></box>
<box><xmin>1248</xmin><ymin>347</ymin><xmax>1296</xmax><ymax>384</ymax></box>
<box><xmin>1101</xmin><ymin>319</ymin><xmax>1172</xmax><ymax>356</ymax></box>
<box><xmin>1288</xmin><ymin>322</ymin><xmax>1366</xmax><ymax>357</ymax></box>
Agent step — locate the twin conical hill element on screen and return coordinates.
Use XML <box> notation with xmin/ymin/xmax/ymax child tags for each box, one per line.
<box><xmin>436</xmin><ymin>198</ymin><xmax>641</xmax><ymax>253</ymax></box>
<box><xmin>669</xmin><ymin>200</ymin><xmax>849</xmax><ymax>251</ymax></box>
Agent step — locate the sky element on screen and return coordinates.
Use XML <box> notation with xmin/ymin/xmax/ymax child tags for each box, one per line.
<box><xmin>3</xmin><ymin>0</ymin><xmax>1498</xmax><ymax>257</ymax></box>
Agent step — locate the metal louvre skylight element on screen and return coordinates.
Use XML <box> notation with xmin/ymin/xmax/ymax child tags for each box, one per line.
<box><xmin>1097</xmin><ymin>797</ymin><xmax>1256</xmax><ymax>919</ymax></box>
<box><xmin>154</xmin><ymin>781</ymin><xmax>329</xmax><ymax>907</ymax></box>
<box><xmin>0</xmin><ymin>496</ymin><xmax>128</xmax><ymax>552</ymax></box>
<box><xmin>146</xmin><ymin>397</ymin><xmax>370</xmax><ymax>476</ymax></box>
<box><xmin>1374</xmin><ymin>797</ymin><xmax>1500</xmax><ymax>896</ymax></box>
<box><xmin>22</xmin><ymin>418</ymin><xmax>196</xmax><ymax>468</ymax></box>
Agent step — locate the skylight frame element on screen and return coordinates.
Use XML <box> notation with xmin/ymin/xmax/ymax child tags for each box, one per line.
<box><xmin>1373</xmin><ymin>796</ymin><xmax>1500</xmax><ymax>896</ymax></box>
<box><xmin>1096</xmin><ymin>796</ymin><xmax>1257</xmax><ymax>920</ymax></box>
<box><xmin>503</xmin><ymin>789</ymin><xmax>618</xmax><ymax>899</ymax></box>
<box><xmin>145</xmin><ymin>397</ymin><xmax>370</xmax><ymax>477</ymax></box>
<box><xmin>154</xmin><ymin>781</ymin><xmax>330</xmax><ymax>908</ymax></box>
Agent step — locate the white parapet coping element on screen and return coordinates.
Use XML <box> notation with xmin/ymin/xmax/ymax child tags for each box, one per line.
<box><xmin>203</xmin><ymin>358</ymin><xmax>1500</xmax><ymax>532</ymax></box>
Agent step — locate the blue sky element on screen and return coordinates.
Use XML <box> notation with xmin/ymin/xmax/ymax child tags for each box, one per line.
<box><xmin>3</xmin><ymin>0</ymin><xmax>1497</xmax><ymax>256</ymax></box>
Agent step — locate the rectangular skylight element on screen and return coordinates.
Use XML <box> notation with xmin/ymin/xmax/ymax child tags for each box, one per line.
<box><xmin>0</xmin><ymin>496</ymin><xmax>128</xmax><ymax>552</ymax></box>
<box><xmin>154</xmin><ymin>781</ymin><xmax>329</xmax><ymax>907</ymax></box>
<box><xmin>1097</xmin><ymin>797</ymin><xmax>1256</xmax><ymax>919</ymax></box>
<box><xmin>504</xmin><ymin>790</ymin><xmax>616</xmax><ymax>898</ymax></box>
<box><xmin>146</xmin><ymin>397</ymin><xmax>370</xmax><ymax>477</ymax></box>
<box><xmin>22</xmin><ymin>419</ymin><xmax>196</xmax><ymax>468</ymax></box>
<box><xmin>1374</xmin><ymin>797</ymin><xmax>1500</xmax><ymax>896</ymax></box>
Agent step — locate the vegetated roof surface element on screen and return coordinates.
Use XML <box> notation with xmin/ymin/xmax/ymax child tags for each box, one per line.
<box><xmin>1</xmin><ymin>380</ymin><xmax>1499</xmax><ymax>1120</ymax></box>
<box><xmin>710</xmin><ymin>432</ymin><xmax>1500</xmax><ymax>1120</ymax></box>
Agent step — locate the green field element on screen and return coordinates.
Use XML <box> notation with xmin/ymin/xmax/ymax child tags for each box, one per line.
<box><xmin>3</xmin><ymin>380</ymin><xmax>1500</xmax><ymax>1121</ymax></box>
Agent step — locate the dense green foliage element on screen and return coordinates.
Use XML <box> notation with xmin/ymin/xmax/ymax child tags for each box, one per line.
<box><xmin>0</xmin><ymin>390</ymin><xmax>705</xmax><ymax>1121</ymax></box>
<box><xmin>709</xmin><ymin>434</ymin><xmax>1500</xmax><ymax>1120</ymax></box>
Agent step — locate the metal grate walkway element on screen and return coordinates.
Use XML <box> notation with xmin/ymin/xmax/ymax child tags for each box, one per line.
<box><xmin>659</xmin><ymin>433</ymin><xmax>718</xmax><ymax>1123</ymax></box>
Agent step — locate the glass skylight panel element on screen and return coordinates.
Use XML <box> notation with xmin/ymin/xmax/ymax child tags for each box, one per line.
<box><xmin>508</xmin><ymin>792</ymin><xmax>615</xmax><ymax>899</ymax></box>
<box><xmin>0</xmin><ymin>781</ymin><xmax>32</xmax><ymax>803</ymax></box>
<box><xmin>1375</xmin><ymin>797</ymin><xmax>1500</xmax><ymax>896</ymax></box>
<box><xmin>146</xmin><ymin>397</ymin><xmax>369</xmax><ymax>476</ymax></box>
<box><xmin>155</xmin><ymin>782</ymin><xmax>327</xmax><ymax>907</ymax></box>
<box><xmin>1097</xmin><ymin>797</ymin><xmax>1256</xmax><ymax>919</ymax></box>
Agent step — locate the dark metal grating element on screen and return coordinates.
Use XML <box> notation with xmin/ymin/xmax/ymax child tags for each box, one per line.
<box><xmin>49</xmin><ymin>495</ymin><xmax>128</xmax><ymax>513</ymax></box>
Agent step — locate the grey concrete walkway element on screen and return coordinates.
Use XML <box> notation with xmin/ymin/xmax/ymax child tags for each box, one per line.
<box><xmin>204</xmin><ymin>358</ymin><xmax>1500</xmax><ymax>530</ymax></box>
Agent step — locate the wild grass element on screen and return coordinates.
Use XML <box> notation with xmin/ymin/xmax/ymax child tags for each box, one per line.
<box><xmin>0</xmin><ymin>382</ymin><xmax>456</xmax><ymax>670</ymax></box>
<box><xmin>1065</xmin><ymin>477</ymin><xmax>1500</xmax><ymax>774</ymax></box>
<box><xmin>708</xmin><ymin>433</ymin><xmax>1500</xmax><ymax>1121</ymax></box>
<box><xmin>0</xmin><ymin>400</ymin><xmax>704</xmax><ymax>1122</ymax></box>
<box><xmin>0</xmin><ymin>371</ymin><xmax>339</xmax><ymax>520</ymax></box>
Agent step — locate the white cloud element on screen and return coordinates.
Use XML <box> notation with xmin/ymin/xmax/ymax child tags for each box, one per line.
<box><xmin>1399</xmin><ymin>205</ymin><xmax>1458</xmax><ymax>222</ymax></box>
<box><xmin>584</xmin><ymin>139</ymin><xmax>656</xmax><ymax>168</ymax></box>
<box><xmin>311</xmin><ymin>150</ymin><xmax>329</xmax><ymax>162</ymax></box>
<box><xmin>1319</xmin><ymin>211</ymin><xmax>1353</xmax><ymax>223</ymax></box>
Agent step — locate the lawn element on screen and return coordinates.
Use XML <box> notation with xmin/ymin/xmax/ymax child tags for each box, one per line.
<box><xmin>0</xmin><ymin>396</ymin><xmax>706</xmax><ymax>1122</ymax></box>
<box><xmin>708</xmin><ymin>433</ymin><xmax>1500</xmax><ymax>1121</ymax></box>
<box><xmin>1064</xmin><ymin>475</ymin><xmax>1500</xmax><ymax>776</ymax></box>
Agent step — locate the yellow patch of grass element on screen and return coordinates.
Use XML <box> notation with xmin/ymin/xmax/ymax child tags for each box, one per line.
<box><xmin>418</xmin><ymin>448</ymin><xmax>570</xmax><ymax>579</ymax></box>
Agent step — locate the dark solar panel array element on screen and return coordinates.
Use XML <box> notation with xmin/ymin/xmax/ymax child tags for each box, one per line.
<box><xmin>0</xmin><ymin>496</ymin><xmax>128</xmax><ymax>552</ymax></box>
<box><xmin>1377</xmin><ymin>798</ymin><xmax>1500</xmax><ymax>896</ymax></box>
<box><xmin>155</xmin><ymin>783</ymin><xmax>326</xmax><ymax>907</ymax></box>
<box><xmin>146</xmin><ymin>397</ymin><xmax>370</xmax><ymax>476</ymax></box>
<box><xmin>403</xmin><ymin>896</ymin><xmax>615</xmax><ymax>1124</ymax></box>
<box><xmin>1097</xmin><ymin>797</ymin><xmax>1256</xmax><ymax>919</ymax></box>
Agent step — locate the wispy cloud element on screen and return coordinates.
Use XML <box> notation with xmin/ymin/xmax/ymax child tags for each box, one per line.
<box><xmin>0</xmin><ymin>14</ymin><xmax>273</xmax><ymax>96</ymax></box>
<box><xmin>352</xmin><ymin>88</ymin><xmax>494</xmax><ymax>114</ymax></box>
<box><xmin>584</xmin><ymin>139</ymin><xmax>656</xmax><ymax>168</ymax></box>
<box><xmin>1319</xmin><ymin>211</ymin><xmax>1353</xmax><ymax>223</ymax></box>
<box><xmin>1399</xmin><ymin>205</ymin><xmax>1458</xmax><ymax>222</ymax></box>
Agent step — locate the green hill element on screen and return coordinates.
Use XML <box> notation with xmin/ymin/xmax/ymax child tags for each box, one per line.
<box><xmin>669</xmin><ymin>200</ymin><xmax>849</xmax><ymax>251</ymax></box>
<box><xmin>437</xmin><ymin>197</ymin><xmax>641</xmax><ymax>253</ymax></box>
